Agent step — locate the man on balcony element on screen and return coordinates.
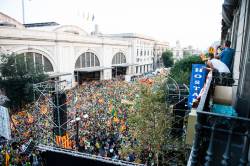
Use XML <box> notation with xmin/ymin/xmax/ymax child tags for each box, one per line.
<box><xmin>216</xmin><ymin>40</ymin><xmax>235</xmax><ymax>71</ymax></box>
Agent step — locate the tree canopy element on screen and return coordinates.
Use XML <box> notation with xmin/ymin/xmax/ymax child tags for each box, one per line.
<box><xmin>0</xmin><ymin>54</ymin><xmax>48</xmax><ymax>110</ymax></box>
<box><xmin>162</xmin><ymin>50</ymin><xmax>174</xmax><ymax>68</ymax></box>
<box><xmin>169</xmin><ymin>55</ymin><xmax>204</xmax><ymax>85</ymax></box>
<box><xmin>125</xmin><ymin>77</ymin><xmax>188</xmax><ymax>165</ymax></box>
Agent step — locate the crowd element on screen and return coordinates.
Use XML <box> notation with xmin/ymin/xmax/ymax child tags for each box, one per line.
<box><xmin>0</xmin><ymin>138</ymin><xmax>43</xmax><ymax>166</ymax></box>
<box><xmin>69</xmin><ymin>80</ymin><xmax>141</xmax><ymax>161</ymax></box>
<box><xmin>5</xmin><ymin>77</ymin><xmax>159</xmax><ymax>164</ymax></box>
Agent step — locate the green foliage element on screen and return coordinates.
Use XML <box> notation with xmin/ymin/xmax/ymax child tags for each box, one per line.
<box><xmin>169</xmin><ymin>55</ymin><xmax>204</xmax><ymax>85</ymax></box>
<box><xmin>126</xmin><ymin>77</ymin><xmax>189</xmax><ymax>165</ymax></box>
<box><xmin>183</xmin><ymin>50</ymin><xmax>192</xmax><ymax>57</ymax></box>
<box><xmin>0</xmin><ymin>54</ymin><xmax>48</xmax><ymax>110</ymax></box>
<box><xmin>162</xmin><ymin>50</ymin><xmax>174</xmax><ymax>68</ymax></box>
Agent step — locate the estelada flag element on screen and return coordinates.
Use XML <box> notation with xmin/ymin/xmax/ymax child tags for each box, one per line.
<box><xmin>98</xmin><ymin>98</ymin><xmax>104</xmax><ymax>104</ymax></box>
<box><xmin>27</xmin><ymin>113</ymin><xmax>34</xmax><ymax>124</ymax></box>
<box><xmin>11</xmin><ymin>116</ymin><xmax>18</xmax><ymax>125</ymax></box>
<box><xmin>18</xmin><ymin>111</ymin><xmax>26</xmax><ymax>116</ymax></box>
<box><xmin>40</xmin><ymin>105</ymin><xmax>47</xmax><ymax>114</ymax></box>
<box><xmin>5</xmin><ymin>152</ymin><xmax>10</xmax><ymax>166</ymax></box>
<box><xmin>28</xmin><ymin>113</ymin><xmax>34</xmax><ymax>124</ymax></box>
<box><xmin>113</xmin><ymin>117</ymin><xmax>119</xmax><ymax>123</ymax></box>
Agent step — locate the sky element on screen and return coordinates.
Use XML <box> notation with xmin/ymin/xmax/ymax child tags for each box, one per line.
<box><xmin>0</xmin><ymin>0</ymin><xmax>223</xmax><ymax>50</ymax></box>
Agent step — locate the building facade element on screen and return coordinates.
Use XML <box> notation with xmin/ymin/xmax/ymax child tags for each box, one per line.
<box><xmin>0</xmin><ymin>12</ymin><xmax>169</xmax><ymax>87</ymax></box>
<box><xmin>187</xmin><ymin>0</ymin><xmax>250</xmax><ymax>165</ymax></box>
<box><xmin>171</xmin><ymin>40</ymin><xmax>183</xmax><ymax>62</ymax></box>
<box><xmin>100</xmin><ymin>33</ymin><xmax>169</xmax><ymax>73</ymax></box>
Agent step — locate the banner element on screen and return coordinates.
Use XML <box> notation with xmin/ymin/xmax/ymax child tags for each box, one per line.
<box><xmin>0</xmin><ymin>106</ymin><xmax>11</xmax><ymax>140</ymax></box>
<box><xmin>188</xmin><ymin>64</ymin><xmax>206</xmax><ymax>108</ymax></box>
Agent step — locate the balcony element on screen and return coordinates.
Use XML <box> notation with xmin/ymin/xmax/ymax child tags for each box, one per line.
<box><xmin>187</xmin><ymin>71</ymin><xmax>250</xmax><ymax>166</ymax></box>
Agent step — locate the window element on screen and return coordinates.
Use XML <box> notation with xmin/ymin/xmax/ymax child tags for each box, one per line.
<box><xmin>75</xmin><ymin>52</ymin><xmax>100</xmax><ymax>68</ymax></box>
<box><xmin>112</xmin><ymin>52</ymin><xmax>126</xmax><ymax>65</ymax></box>
<box><xmin>16</xmin><ymin>52</ymin><xmax>53</xmax><ymax>72</ymax></box>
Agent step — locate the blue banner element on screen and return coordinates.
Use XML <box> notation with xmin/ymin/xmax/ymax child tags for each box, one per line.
<box><xmin>188</xmin><ymin>64</ymin><xmax>206</xmax><ymax>108</ymax></box>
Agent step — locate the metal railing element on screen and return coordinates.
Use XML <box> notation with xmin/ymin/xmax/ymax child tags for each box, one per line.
<box><xmin>188</xmin><ymin>72</ymin><xmax>250</xmax><ymax>166</ymax></box>
<box><xmin>37</xmin><ymin>144</ymin><xmax>144</xmax><ymax>166</ymax></box>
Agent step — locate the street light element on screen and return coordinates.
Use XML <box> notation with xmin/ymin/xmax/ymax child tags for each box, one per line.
<box><xmin>73</xmin><ymin>117</ymin><xmax>81</xmax><ymax>149</ymax></box>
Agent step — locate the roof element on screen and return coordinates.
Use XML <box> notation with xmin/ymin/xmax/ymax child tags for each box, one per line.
<box><xmin>75</xmin><ymin>66</ymin><xmax>113</xmax><ymax>72</ymax></box>
<box><xmin>100</xmin><ymin>33</ymin><xmax>156</xmax><ymax>41</ymax></box>
<box><xmin>24</xmin><ymin>22</ymin><xmax>60</xmax><ymax>28</ymax></box>
<box><xmin>0</xmin><ymin>12</ymin><xmax>24</xmax><ymax>29</ymax></box>
<box><xmin>49</xmin><ymin>72</ymin><xmax>71</xmax><ymax>78</ymax></box>
<box><xmin>112</xmin><ymin>63</ymin><xmax>137</xmax><ymax>67</ymax></box>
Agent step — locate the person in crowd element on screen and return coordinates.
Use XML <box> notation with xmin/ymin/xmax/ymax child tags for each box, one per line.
<box><xmin>216</xmin><ymin>40</ymin><xmax>235</xmax><ymax>70</ymax></box>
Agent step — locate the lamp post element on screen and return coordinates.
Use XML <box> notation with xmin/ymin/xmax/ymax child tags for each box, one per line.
<box><xmin>75</xmin><ymin>117</ymin><xmax>81</xmax><ymax>149</ymax></box>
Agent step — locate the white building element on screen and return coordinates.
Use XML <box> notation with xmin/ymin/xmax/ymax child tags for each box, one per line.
<box><xmin>0</xmin><ymin>12</ymin><xmax>169</xmax><ymax>86</ymax></box>
<box><xmin>100</xmin><ymin>33</ymin><xmax>169</xmax><ymax>73</ymax></box>
<box><xmin>172</xmin><ymin>40</ymin><xmax>184</xmax><ymax>61</ymax></box>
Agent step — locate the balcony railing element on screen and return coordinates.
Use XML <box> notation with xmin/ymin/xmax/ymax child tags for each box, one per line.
<box><xmin>188</xmin><ymin>71</ymin><xmax>249</xmax><ymax>166</ymax></box>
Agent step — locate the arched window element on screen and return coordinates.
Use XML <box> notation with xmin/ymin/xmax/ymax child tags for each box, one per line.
<box><xmin>17</xmin><ymin>52</ymin><xmax>54</xmax><ymax>72</ymax></box>
<box><xmin>112</xmin><ymin>52</ymin><xmax>126</xmax><ymax>65</ymax></box>
<box><xmin>75</xmin><ymin>52</ymin><xmax>100</xmax><ymax>68</ymax></box>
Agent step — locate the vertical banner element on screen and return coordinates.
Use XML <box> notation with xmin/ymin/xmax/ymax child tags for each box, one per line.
<box><xmin>0</xmin><ymin>106</ymin><xmax>11</xmax><ymax>140</ymax></box>
<box><xmin>188</xmin><ymin>64</ymin><xmax>206</xmax><ymax>108</ymax></box>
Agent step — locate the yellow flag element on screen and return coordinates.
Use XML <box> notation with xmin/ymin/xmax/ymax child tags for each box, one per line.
<box><xmin>5</xmin><ymin>152</ymin><xmax>10</xmax><ymax>166</ymax></box>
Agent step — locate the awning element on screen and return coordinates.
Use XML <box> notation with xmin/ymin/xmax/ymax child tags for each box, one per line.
<box><xmin>112</xmin><ymin>63</ymin><xmax>136</xmax><ymax>67</ymax></box>
<box><xmin>128</xmin><ymin>73</ymin><xmax>143</xmax><ymax>77</ymax></box>
<box><xmin>49</xmin><ymin>72</ymin><xmax>71</xmax><ymax>78</ymax></box>
<box><xmin>75</xmin><ymin>66</ymin><xmax>113</xmax><ymax>72</ymax></box>
<box><xmin>221</xmin><ymin>0</ymin><xmax>239</xmax><ymax>40</ymax></box>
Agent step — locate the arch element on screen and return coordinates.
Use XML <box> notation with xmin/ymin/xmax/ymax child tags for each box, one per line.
<box><xmin>10</xmin><ymin>46</ymin><xmax>56</xmax><ymax>71</ymax></box>
<box><xmin>54</xmin><ymin>25</ymin><xmax>89</xmax><ymax>36</ymax></box>
<box><xmin>75</xmin><ymin>52</ymin><xmax>100</xmax><ymax>69</ymax></box>
<box><xmin>112</xmin><ymin>52</ymin><xmax>126</xmax><ymax>65</ymax></box>
<box><xmin>15</xmin><ymin>52</ymin><xmax>54</xmax><ymax>73</ymax></box>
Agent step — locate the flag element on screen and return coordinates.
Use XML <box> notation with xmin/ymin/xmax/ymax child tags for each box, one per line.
<box><xmin>5</xmin><ymin>152</ymin><xmax>10</xmax><ymax>166</ymax></box>
<box><xmin>111</xmin><ymin>108</ymin><xmax>117</xmax><ymax>117</ymax></box>
<box><xmin>27</xmin><ymin>113</ymin><xmax>34</xmax><ymax>124</ymax></box>
<box><xmin>41</xmin><ymin>105</ymin><xmax>47</xmax><ymax>114</ymax></box>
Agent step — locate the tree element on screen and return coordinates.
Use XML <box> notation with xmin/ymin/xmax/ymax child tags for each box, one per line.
<box><xmin>162</xmin><ymin>50</ymin><xmax>174</xmax><ymax>68</ymax></box>
<box><xmin>125</xmin><ymin>77</ymin><xmax>188</xmax><ymax>165</ymax></box>
<box><xmin>169</xmin><ymin>55</ymin><xmax>204</xmax><ymax>85</ymax></box>
<box><xmin>0</xmin><ymin>54</ymin><xmax>48</xmax><ymax>110</ymax></box>
<box><xmin>183</xmin><ymin>50</ymin><xmax>192</xmax><ymax>57</ymax></box>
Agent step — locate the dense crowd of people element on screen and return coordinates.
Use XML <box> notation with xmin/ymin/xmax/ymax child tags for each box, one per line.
<box><xmin>4</xmin><ymin>77</ymin><xmax>159</xmax><ymax>165</ymax></box>
<box><xmin>68</xmin><ymin>80</ymin><xmax>140</xmax><ymax>161</ymax></box>
<box><xmin>0</xmin><ymin>138</ymin><xmax>43</xmax><ymax>166</ymax></box>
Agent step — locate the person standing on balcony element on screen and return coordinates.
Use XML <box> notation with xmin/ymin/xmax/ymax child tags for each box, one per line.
<box><xmin>216</xmin><ymin>40</ymin><xmax>235</xmax><ymax>71</ymax></box>
<box><xmin>206</xmin><ymin>53</ymin><xmax>230</xmax><ymax>73</ymax></box>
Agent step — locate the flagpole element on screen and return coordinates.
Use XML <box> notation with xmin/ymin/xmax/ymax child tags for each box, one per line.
<box><xmin>22</xmin><ymin>0</ymin><xmax>25</xmax><ymax>24</ymax></box>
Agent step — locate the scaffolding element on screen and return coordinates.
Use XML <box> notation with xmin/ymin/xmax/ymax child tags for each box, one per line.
<box><xmin>32</xmin><ymin>80</ymin><xmax>77</xmax><ymax>147</ymax></box>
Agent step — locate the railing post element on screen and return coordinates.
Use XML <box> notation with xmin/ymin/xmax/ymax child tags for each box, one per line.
<box><xmin>204</xmin><ymin>122</ymin><xmax>216</xmax><ymax>166</ymax></box>
<box><xmin>239</xmin><ymin>130</ymin><xmax>250</xmax><ymax>166</ymax></box>
<box><xmin>221</xmin><ymin>128</ymin><xmax>233</xmax><ymax>166</ymax></box>
<box><xmin>190</xmin><ymin>114</ymin><xmax>202</xmax><ymax>166</ymax></box>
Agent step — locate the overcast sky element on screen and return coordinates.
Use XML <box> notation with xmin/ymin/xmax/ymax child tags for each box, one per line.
<box><xmin>0</xmin><ymin>0</ymin><xmax>223</xmax><ymax>49</ymax></box>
